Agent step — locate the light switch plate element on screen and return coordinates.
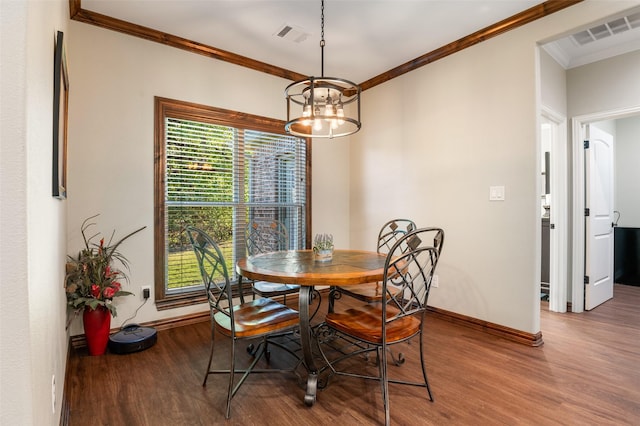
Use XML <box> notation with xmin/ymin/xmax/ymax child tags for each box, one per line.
<box><xmin>489</xmin><ymin>185</ymin><xmax>505</xmax><ymax>201</ymax></box>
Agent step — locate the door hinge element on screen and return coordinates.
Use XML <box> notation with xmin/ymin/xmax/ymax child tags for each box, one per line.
<box><xmin>550</xmin><ymin>223</ymin><xmax>555</xmax><ymax>229</ymax></box>
<box><xmin>584</xmin><ymin>140</ymin><xmax>590</xmax><ymax>149</ymax></box>
<box><xmin>584</xmin><ymin>275</ymin><xmax>589</xmax><ymax>284</ymax></box>
<box><xmin>585</xmin><ymin>208</ymin><xmax>590</xmax><ymax>217</ymax></box>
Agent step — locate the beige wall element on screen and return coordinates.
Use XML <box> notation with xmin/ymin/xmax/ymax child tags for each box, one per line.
<box><xmin>65</xmin><ymin>22</ymin><xmax>352</xmax><ymax>333</ymax></box>
<box><xmin>1</xmin><ymin>0</ymin><xmax>70</xmax><ymax>424</ymax></box>
<box><xmin>352</xmin><ymin>28</ymin><xmax>541</xmax><ymax>332</ymax></box>
<box><xmin>616</xmin><ymin>117</ymin><xmax>640</xmax><ymax>226</ymax></box>
<box><xmin>349</xmin><ymin>0</ymin><xmax>640</xmax><ymax>333</ymax></box>
<box><xmin>540</xmin><ymin>49</ymin><xmax>568</xmax><ymax>116</ymax></box>
<box><xmin>568</xmin><ymin>49</ymin><xmax>640</xmax><ymax>117</ymax></box>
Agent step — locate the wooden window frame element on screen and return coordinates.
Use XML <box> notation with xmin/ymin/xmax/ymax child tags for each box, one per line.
<box><xmin>153</xmin><ymin>97</ymin><xmax>312</xmax><ymax>310</ymax></box>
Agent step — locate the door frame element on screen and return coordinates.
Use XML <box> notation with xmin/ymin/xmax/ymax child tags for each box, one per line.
<box><xmin>571</xmin><ymin>105</ymin><xmax>640</xmax><ymax>313</ymax></box>
<box><xmin>541</xmin><ymin>106</ymin><xmax>568</xmax><ymax>312</ymax></box>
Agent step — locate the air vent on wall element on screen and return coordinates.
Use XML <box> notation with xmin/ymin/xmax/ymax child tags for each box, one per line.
<box><xmin>274</xmin><ymin>24</ymin><xmax>310</xmax><ymax>43</ymax></box>
<box><xmin>571</xmin><ymin>12</ymin><xmax>640</xmax><ymax>46</ymax></box>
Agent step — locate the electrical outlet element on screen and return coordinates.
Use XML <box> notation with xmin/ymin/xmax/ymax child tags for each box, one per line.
<box><xmin>142</xmin><ymin>286</ymin><xmax>151</xmax><ymax>300</ymax></box>
<box><xmin>432</xmin><ymin>274</ymin><xmax>439</xmax><ymax>288</ymax></box>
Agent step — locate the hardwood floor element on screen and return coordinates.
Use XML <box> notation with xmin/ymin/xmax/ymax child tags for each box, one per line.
<box><xmin>65</xmin><ymin>284</ymin><xmax>640</xmax><ymax>425</ymax></box>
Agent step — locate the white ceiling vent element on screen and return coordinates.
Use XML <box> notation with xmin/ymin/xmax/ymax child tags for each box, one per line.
<box><xmin>571</xmin><ymin>12</ymin><xmax>640</xmax><ymax>46</ymax></box>
<box><xmin>274</xmin><ymin>24</ymin><xmax>310</xmax><ymax>43</ymax></box>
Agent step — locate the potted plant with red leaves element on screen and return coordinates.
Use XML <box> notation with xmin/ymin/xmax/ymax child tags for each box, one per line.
<box><xmin>64</xmin><ymin>215</ymin><xmax>145</xmax><ymax>355</ymax></box>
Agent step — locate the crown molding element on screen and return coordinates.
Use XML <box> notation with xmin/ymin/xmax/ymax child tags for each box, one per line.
<box><xmin>69</xmin><ymin>0</ymin><xmax>583</xmax><ymax>91</ymax></box>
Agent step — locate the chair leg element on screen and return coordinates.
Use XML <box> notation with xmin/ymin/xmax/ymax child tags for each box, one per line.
<box><xmin>419</xmin><ymin>330</ymin><xmax>434</xmax><ymax>402</ymax></box>
<box><xmin>203</xmin><ymin>325</ymin><xmax>216</xmax><ymax>386</ymax></box>
<box><xmin>379</xmin><ymin>345</ymin><xmax>391</xmax><ymax>426</ymax></box>
<box><xmin>226</xmin><ymin>337</ymin><xmax>236</xmax><ymax>419</ymax></box>
<box><xmin>227</xmin><ymin>338</ymin><xmax>269</xmax><ymax>413</ymax></box>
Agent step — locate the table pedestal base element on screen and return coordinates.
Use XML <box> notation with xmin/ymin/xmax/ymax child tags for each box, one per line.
<box><xmin>300</xmin><ymin>286</ymin><xmax>318</xmax><ymax>406</ymax></box>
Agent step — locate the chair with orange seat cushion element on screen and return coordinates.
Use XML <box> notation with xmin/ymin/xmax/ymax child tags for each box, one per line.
<box><xmin>185</xmin><ymin>226</ymin><xmax>300</xmax><ymax>419</ymax></box>
<box><xmin>328</xmin><ymin>219</ymin><xmax>417</xmax><ymax>312</ymax></box>
<box><xmin>319</xmin><ymin>227</ymin><xmax>444</xmax><ymax>426</ymax></box>
<box><xmin>329</xmin><ymin>220</ymin><xmax>444</xmax><ymax>311</ymax></box>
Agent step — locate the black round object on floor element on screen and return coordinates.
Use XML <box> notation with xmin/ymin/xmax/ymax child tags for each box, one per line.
<box><xmin>108</xmin><ymin>324</ymin><xmax>157</xmax><ymax>354</ymax></box>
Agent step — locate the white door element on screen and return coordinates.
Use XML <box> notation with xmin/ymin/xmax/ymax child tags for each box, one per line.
<box><xmin>584</xmin><ymin>124</ymin><xmax>614</xmax><ymax>310</ymax></box>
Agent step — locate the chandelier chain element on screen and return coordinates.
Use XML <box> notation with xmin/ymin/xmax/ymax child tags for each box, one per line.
<box><xmin>320</xmin><ymin>0</ymin><xmax>325</xmax><ymax>43</ymax></box>
<box><xmin>320</xmin><ymin>0</ymin><xmax>325</xmax><ymax>76</ymax></box>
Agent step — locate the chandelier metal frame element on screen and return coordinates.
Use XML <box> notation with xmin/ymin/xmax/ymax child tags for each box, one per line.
<box><xmin>285</xmin><ymin>0</ymin><xmax>361</xmax><ymax>139</ymax></box>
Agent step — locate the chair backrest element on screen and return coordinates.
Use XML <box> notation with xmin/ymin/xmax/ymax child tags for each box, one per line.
<box><xmin>246</xmin><ymin>219</ymin><xmax>289</xmax><ymax>256</ymax></box>
<box><xmin>377</xmin><ymin>219</ymin><xmax>417</xmax><ymax>254</ymax></box>
<box><xmin>383</xmin><ymin>227</ymin><xmax>445</xmax><ymax>320</ymax></box>
<box><xmin>185</xmin><ymin>226</ymin><xmax>238</xmax><ymax>319</ymax></box>
<box><xmin>419</xmin><ymin>227</ymin><xmax>445</xmax><ymax>258</ymax></box>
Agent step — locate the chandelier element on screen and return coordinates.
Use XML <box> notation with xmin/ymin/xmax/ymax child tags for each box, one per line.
<box><xmin>284</xmin><ymin>0</ymin><xmax>361</xmax><ymax>139</ymax></box>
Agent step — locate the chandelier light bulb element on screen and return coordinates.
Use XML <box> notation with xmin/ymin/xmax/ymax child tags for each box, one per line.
<box><xmin>314</xmin><ymin>103</ymin><xmax>323</xmax><ymax>130</ymax></box>
<box><xmin>324</xmin><ymin>101</ymin><xmax>335</xmax><ymax>120</ymax></box>
<box><xmin>336</xmin><ymin>104</ymin><xmax>345</xmax><ymax>125</ymax></box>
<box><xmin>302</xmin><ymin>102</ymin><xmax>312</xmax><ymax>126</ymax></box>
<box><xmin>324</xmin><ymin>91</ymin><xmax>335</xmax><ymax>121</ymax></box>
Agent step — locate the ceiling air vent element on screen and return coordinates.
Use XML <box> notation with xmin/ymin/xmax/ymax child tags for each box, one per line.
<box><xmin>628</xmin><ymin>11</ymin><xmax>640</xmax><ymax>28</ymax></box>
<box><xmin>572</xmin><ymin>30</ymin><xmax>595</xmax><ymax>46</ymax></box>
<box><xmin>608</xmin><ymin>17</ymin><xmax>630</xmax><ymax>34</ymax></box>
<box><xmin>571</xmin><ymin>12</ymin><xmax>640</xmax><ymax>46</ymax></box>
<box><xmin>274</xmin><ymin>24</ymin><xmax>310</xmax><ymax>43</ymax></box>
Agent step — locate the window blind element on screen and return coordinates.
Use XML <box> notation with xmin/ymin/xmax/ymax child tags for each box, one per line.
<box><xmin>164</xmin><ymin>117</ymin><xmax>306</xmax><ymax>292</ymax></box>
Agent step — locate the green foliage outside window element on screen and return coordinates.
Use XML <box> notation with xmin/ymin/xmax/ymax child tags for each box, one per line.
<box><xmin>160</xmin><ymin>107</ymin><xmax>306</xmax><ymax>294</ymax></box>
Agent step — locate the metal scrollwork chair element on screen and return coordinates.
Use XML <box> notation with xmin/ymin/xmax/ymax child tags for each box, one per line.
<box><xmin>328</xmin><ymin>219</ymin><xmax>417</xmax><ymax>313</ymax></box>
<box><xmin>185</xmin><ymin>226</ymin><xmax>300</xmax><ymax>419</ymax></box>
<box><xmin>319</xmin><ymin>227</ymin><xmax>444</xmax><ymax>426</ymax></box>
<box><xmin>246</xmin><ymin>219</ymin><xmax>300</xmax><ymax>303</ymax></box>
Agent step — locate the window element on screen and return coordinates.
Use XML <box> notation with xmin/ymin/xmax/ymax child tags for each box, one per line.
<box><xmin>154</xmin><ymin>97</ymin><xmax>311</xmax><ymax>309</ymax></box>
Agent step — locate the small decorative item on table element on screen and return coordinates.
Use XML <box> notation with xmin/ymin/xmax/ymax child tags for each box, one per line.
<box><xmin>313</xmin><ymin>233</ymin><xmax>334</xmax><ymax>262</ymax></box>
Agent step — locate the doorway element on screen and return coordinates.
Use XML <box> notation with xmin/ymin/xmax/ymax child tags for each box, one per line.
<box><xmin>540</xmin><ymin>108</ymin><xmax>568</xmax><ymax>313</ymax></box>
<box><xmin>571</xmin><ymin>106</ymin><xmax>640</xmax><ymax>313</ymax></box>
<box><xmin>538</xmin><ymin>4</ymin><xmax>640</xmax><ymax>315</ymax></box>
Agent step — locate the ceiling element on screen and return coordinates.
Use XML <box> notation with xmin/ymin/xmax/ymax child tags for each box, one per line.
<box><xmin>543</xmin><ymin>5</ymin><xmax>640</xmax><ymax>69</ymax></box>
<box><xmin>80</xmin><ymin>1</ymin><xmax>640</xmax><ymax>84</ymax></box>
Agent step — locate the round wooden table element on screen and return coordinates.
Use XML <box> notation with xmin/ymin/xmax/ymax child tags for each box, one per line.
<box><xmin>236</xmin><ymin>249</ymin><xmax>388</xmax><ymax>406</ymax></box>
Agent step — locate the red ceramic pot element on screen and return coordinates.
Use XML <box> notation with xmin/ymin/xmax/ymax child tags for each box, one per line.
<box><xmin>83</xmin><ymin>305</ymin><xmax>111</xmax><ymax>356</ymax></box>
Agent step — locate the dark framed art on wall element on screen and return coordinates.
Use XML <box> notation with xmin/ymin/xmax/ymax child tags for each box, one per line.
<box><xmin>52</xmin><ymin>30</ymin><xmax>68</xmax><ymax>199</ymax></box>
